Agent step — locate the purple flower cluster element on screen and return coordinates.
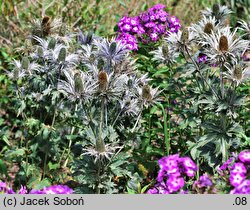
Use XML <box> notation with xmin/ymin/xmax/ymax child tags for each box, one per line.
<box><xmin>30</xmin><ymin>185</ymin><xmax>73</xmax><ymax>194</ymax></box>
<box><xmin>116</xmin><ymin>4</ymin><xmax>181</xmax><ymax>50</ymax></box>
<box><xmin>197</xmin><ymin>53</ymin><xmax>207</xmax><ymax>63</ymax></box>
<box><xmin>147</xmin><ymin>154</ymin><xmax>197</xmax><ymax>194</ymax></box>
<box><xmin>193</xmin><ymin>174</ymin><xmax>212</xmax><ymax>188</ymax></box>
<box><xmin>219</xmin><ymin>150</ymin><xmax>250</xmax><ymax>194</ymax></box>
<box><xmin>0</xmin><ymin>182</ymin><xmax>73</xmax><ymax>194</ymax></box>
<box><xmin>0</xmin><ymin>182</ymin><xmax>15</xmax><ymax>194</ymax></box>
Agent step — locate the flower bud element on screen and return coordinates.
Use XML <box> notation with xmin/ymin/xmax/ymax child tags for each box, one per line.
<box><xmin>212</xmin><ymin>4</ymin><xmax>220</xmax><ymax>16</ymax></box>
<box><xmin>41</xmin><ymin>16</ymin><xmax>51</xmax><ymax>26</ymax></box>
<box><xmin>59</xmin><ymin>24</ymin><xmax>67</xmax><ymax>36</ymax></box>
<box><xmin>97</xmin><ymin>58</ymin><xmax>105</xmax><ymax>70</ymax></box>
<box><xmin>180</xmin><ymin>28</ymin><xmax>189</xmax><ymax>43</ymax></box>
<box><xmin>142</xmin><ymin>84</ymin><xmax>152</xmax><ymax>101</ymax></box>
<box><xmin>86</xmin><ymin>31</ymin><xmax>93</xmax><ymax>45</ymax></box>
<box><xmin>58</xmin><ymin>47</ymin><xmax>67</xmax><ymax>62</ymax></box>
<box><xmin>21</xmin><ymin>57</ymin><xmax>30</xmax><ymax>70</ymax></box>
<box><xmin>89</xmin><ymin>54</ymin><xmax>95</xmax><ymax>63</ymax></box>
<box><xmin>48</xmin><ymin>37</ymin><xmax>56</xmax><ymax>49</ymax></box>
<box><xmin>41</xmin><ymin>16</ymin><xmax>51</xmax><ymax>36</ymax></box>
<box><xmin>37</xmin><ymin>46</ymin><xmax>44</xmax><ymax>57</ymax></box>
<box><xmin>109</xmin><ymin>42</ymin><xmax>117</xmax><ymax>55</ymax></box>
<box><xmin>234</xmin><ymin>65</ymin><xmax>242</xmax><ymax>80</ymax></box>
<box><xmin>162</xmin><ymin>44</ymin><xmax>169</xmax><ymax>58</ymax></box>
<box><xmin>74</xmin><ymin>72</ymin><xmax>84</xmax><ymax>94</ymax></box>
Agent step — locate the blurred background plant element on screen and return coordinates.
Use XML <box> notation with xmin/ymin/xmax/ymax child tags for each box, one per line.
<box><xmin>1</xmin><ymin>0</ymin><xmax>249</xmax><ymax>194</ymax></box>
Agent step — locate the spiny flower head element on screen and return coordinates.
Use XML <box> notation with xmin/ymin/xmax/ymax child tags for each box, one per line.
<box><xmin>201</xmin><ymin>27</ymin><xmax>249</xmax><ymax>65</ymax></box>
<box><xmin>190</xmin><ymin>15</ymin><xmax>225</xmax><ymax>43</ymax></box>
<box><xmin>202</xmin><ymin>4</ymin><xmax>232</xmax><ymax>24</ymax></box>
<box><xmin>224</xmin><ymin>63</ymin><xmax>250</xmax><ymax>86</ymax></box>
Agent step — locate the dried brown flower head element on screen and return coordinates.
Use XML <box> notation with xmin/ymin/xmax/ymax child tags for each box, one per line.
<box><xmin>98</xmin><ymin>71</ymin><xmax>108</xmax><ymax>91</ymax></box>
<box><xmin>142</xmin><ymin>84</ymin><xmax>152</xmax><ymax>101</ymax></box>
<box><xmin>218</xmin><ymin>35</ymin><xmax>229</xmax><ymax>52</ymax></box>
<box><xmin>204</xmin><ymin>22</ymin><xmax>214</xmax><ymax>34</ymax></box>
<box><xmin>233</xmin><ymin>65</ymin><xmax>242</xmax><ymax>80</ymax></box>
<box><xmin>180</xmin><ymin>28</ymin><xmax>189</xmax><ymax>43</ymax></box>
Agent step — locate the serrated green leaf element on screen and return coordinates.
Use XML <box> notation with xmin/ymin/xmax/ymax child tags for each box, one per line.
<box><xmin>0</xmin><ymin>159</ymin><xmax>8</xmax><ymax>176</ymax></box>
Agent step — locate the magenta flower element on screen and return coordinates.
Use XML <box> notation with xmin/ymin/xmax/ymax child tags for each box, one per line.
<box><xmin>197</xmin><ymin>54</ymin><xmax>207</xmax><ymax>63</ymax></box>
<box><xmin>230</xmin><ymin>180</ymin><xmax>250</xmax><ymax>194</ymax></box>
<box><xmin>150</xmin><ymin>33</ymin><xmax>159</xmax><ymax>41</ymax></box>
<box><xmin>229</xmin><ymin>173</ymin><xmax>246</xmax><ymax>187</ymax></box>
<box><xmin>43</xmin><ymin>185</ymin><xmax>73</xmax><ymax>194</ymax></box>
<box><xmin>0</xmin><ymin>183</ymin><xmax>73</xmax><ymax>194</ymax></box>
<box><xmin>219</xmin><ymin>157</ymin><xmax>234</xmax><ymax>171</ymax></box>
<box><xmin>0</xmin><ymin>182</ymin><xmax>15</xmax><ymax>194</ymax></box>
<box><xmin>116</xmin><ymin>4</ymin><xmax>181</xmax><ymax>50</ymax></box>
<box><xmin>193</xmin><ymin>174</ymin><xmax>213</xmax><ymax>188</ymax></box>
<box><xmin>158</xmin><ymin>154</ymin><xmax>179</xmax><ymax>173</ymax></box>
<box><xmin>230</xmin><ymin>162</ymin><xmax>247</xmax><ymax>175</ymax></box>
<box><xmin>147</xmin><ymin>154</ymin><xmax>197</xmax><ymax>194</ymax></box>
<box><xmin>238</xmin><ymin>151</ymin><xmax>250</xmax><ymax>164</ymax></box>
<box><xmin>167</xmin><ymin>176</ymin><xmax>185</xmax><ymax>193</ymax></box>
<box><xmin>147</xmin><ymin>187</ymin><xmax>159</xmax><ymax>194</ymax></box>
<box><xmin>122</xmin><ymin>24</ymin><xmax>132</xmax><ymax>31</ymax></box>
<box><xmin>19</xmin><ymin>185</ymin><xmax>28</xmax><ymax>194</ymax></box>
<box><xmin>29</xmin><ymin>189</ymin><xmax>46</xmax><ymax>194</ymax></box>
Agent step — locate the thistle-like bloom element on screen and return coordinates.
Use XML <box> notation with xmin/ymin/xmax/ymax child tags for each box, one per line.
<box><xmin>165</xmin><ymin>28</ymin><xmax>194</xmax><ymax>56</ymax></box>
<box><xmin>119</xmin><ymin>96</ymin><xmax>140</xmax><ymax>116</ymax></box>
<box><xmin>224</xmin><ymin>64</ymin><xmax>250</xmax><ymax>86</ymax></box>
<box><xmin>150</xmin><ymin>43</ymin><xmax>177</xmax><ymax>64</ymax></box>
<box><xmin>202</xmin><ymin>4</ymin><xmax>232</xmax><ymax>24</ymax></box>
<box><xmin>31</xmin><ymin>36</ymin><xmax>78</xmax><ymax>67</ymax></box>
<box><xmin>238</xmin><ymin>20</ymin><xmax>250</xmax><ymax>38</ymax></box>
<box><xmin>96</xmin><ymin>71</ymin><xmax>129</xmax><ymax>102</ymax></box>
<box><xmin>78</xmin><ymin>29</ymin><xmax>100</xmax><ymax>45</ymax></box>
<box><xmin>201</xmin><ymin>27</ymin><xmax>249</xmax><ymax>65</ymax></box>
<box><xmin>31</xmin><ymin>16</ymin><xmax>62</xmax><ymax>39</ymax></box>
<box><xmin>193</xmin><ymin>174</ymin><xmax>213</xmax><ymax>188</ymax></box>
<box><xmin>94</xmin><ymin>38</ymin><xmax>129</xmax><ymax>66</ymax></box>
<box><xmin>7</xmin><ymin>58</ymin><xmax>40</xmax><ymax>80</ymax></box>
<box><xmin>139</xmin><ymin>84</ymin><xmax>161</xmax><ymax>108</ymax></box>
<box><xmin>82</xmin><ymin>143</ymin><xmax>122</xmax><ymax>163</ymax></box>
<box><xmin>58</xmin><ymin>69</ymin><xmax>97</xmax><ymax>101</ymax></box>
<box><xmin>190</xmin><ymin>16</ymin><xmax>224</xmax><ymax>43</ymax></box>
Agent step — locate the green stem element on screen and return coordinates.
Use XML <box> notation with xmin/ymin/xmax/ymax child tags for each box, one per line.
<box><xmin>112</xmin><ymin>109</ymin><xmax>123</xmax><ymax>127</ymax></box>
<box><xmin>220</xmin><ymin>69</ymin><xmax>224</xmax><ymax>99</ymax></box>
<box><xmin>157</xmin><ymin>102</ymin><xmax>170</xmax><ymax>156</ymax></box>
<box><xmin>196</xmin><ymin>159</ymin><xmax>200</xmax><ymax>181</ymax></box>
<box><xmin>184</xmin><ymin>46</ymin><xmax>220</xmax><ymax>99</ymax></box>
<box><xmin>63</xmin><ymin>103</ymin><xmax>78</xmax><ymax>168</ymax></box>
<box><xmin>96</xmin><ymin>97</ymin><xmax>105</xmax><ymax>153</ymax></box>
<box><xmin>42</xmin><ymin>147</ymin><xmax>48</xmax><ymax>180</ymax></box>
<box><xmin>96</xmin><ymin>159</ymin><xmax>101</xmax><ymax>194</ymax></box>
<box><xmin>131</xmin><ymin>110</ymin><xmax>142</xmax><ymax>133</ymax></box>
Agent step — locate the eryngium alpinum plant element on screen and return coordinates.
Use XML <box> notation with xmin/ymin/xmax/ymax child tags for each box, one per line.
<box><xmin>151</xmin><ymin>4</ymin><xmax>250</xmax><ymax>168</ymax></box>
<box><xmin>7</xmin><ymin>19</ymin><xmax>160</xmax><ymax>193</ymax></box>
